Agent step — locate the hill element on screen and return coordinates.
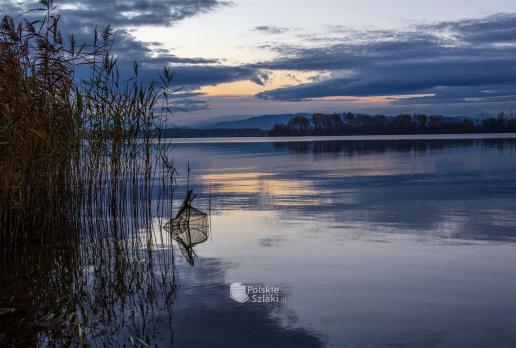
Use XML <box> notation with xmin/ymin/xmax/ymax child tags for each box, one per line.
<box><xmin>161</xmin><ymin>128</ymin><xmax>268</xmax><ymax>138</ymax></box>
<box><xmin>201</xmin><ymin>113</ymin><xmax>309</xmax><ymax>130</ymax></box>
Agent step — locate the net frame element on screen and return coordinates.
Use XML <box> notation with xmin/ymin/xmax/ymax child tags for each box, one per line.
<box><xmin>164</xmin><ymin>190</ymin><xmax>208</xmax><ymax>265</ymax></box>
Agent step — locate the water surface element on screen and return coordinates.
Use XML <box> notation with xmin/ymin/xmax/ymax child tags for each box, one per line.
<box><xmin>164</xmin><ymin>137</ymin><xmax>516</xmax><ymax>348</ymax></box>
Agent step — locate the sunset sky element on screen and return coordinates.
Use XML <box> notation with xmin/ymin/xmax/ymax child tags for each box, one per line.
<box><xmin>3</xmin><ymin>0</ymin><xmax>516</xmax><ymax>125</ymax></box>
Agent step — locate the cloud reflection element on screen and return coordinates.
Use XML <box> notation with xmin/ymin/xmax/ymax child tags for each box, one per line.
<box><xmin>172</xmin><ymin>138</ymin><xmax>516</xmax><ymax>243</ymax></box>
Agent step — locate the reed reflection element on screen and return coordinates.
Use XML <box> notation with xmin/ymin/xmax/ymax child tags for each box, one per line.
<box><xmin>0</xmin><ymin>176</ymin><xmax>177</xmax><ymax>346</ymax></box>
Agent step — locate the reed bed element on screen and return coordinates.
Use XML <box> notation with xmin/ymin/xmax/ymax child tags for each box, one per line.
<box><xmin>0</xmin><ymin>1</ymin><xmax>179</xmax><ymax>345</ymax></box>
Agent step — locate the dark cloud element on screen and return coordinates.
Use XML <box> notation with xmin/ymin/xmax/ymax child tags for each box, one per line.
<box><xmin>99</xmin><ymin>60</ymin><xmax>261</xmax><ymax>94</ymax></box>
<box><xmin>3</xmin><ymin>0</ymin><xmax>231</xmax><ymax>28</ymax></box>
<box><xmin>171</xmin><ymin>65</ymin><xmax>258</xmax><ymax>86</ymax></box>
<box><xmin>3</xmin><ymin>0</ymin><xmax>223</xmax><ymax>69</ymax></box>
<box><xmin>255</xmin><ymin>14</ymin><xmax>516</xmax><ymax>104</ymax></box>
<box><xmin>249</xmin><ymin>71</ymin><xmax>270</xmax><ymax>86</ymax></box>
<box><xmin>424</xmin><ymin>13</ymin><xmax>516</xmax><ymax>45</ymax></box>
<box><xmin>393</xmin><ymin>85</ymin><xmax>516</xmax><ymax>105</ymax></box>
<box><xmin>171</xmin><ymin>97</ymin><xmax>210</xmax><ymax>112</ymax></box>
<box><xmin>254</xmin><ymin>25</ymin><xmax>289</xmax><ymax>34</ymax></box>
<box><xmin>257</xmin><ymin>59</ymin><xmax>515</xmax><ymax>101</ymax></box>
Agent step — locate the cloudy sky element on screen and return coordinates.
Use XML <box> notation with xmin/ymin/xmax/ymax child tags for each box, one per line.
<box><xmin>2</xmin><ymin>0</ymin><xmax>516</xmax><ymax>125</ymax></box>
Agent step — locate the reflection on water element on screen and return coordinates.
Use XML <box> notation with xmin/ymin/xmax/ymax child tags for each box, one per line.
<box><xmin>0</xmin><ymin>224</ymin><xmax>177</xmax><ymax>346</ymax></box>
<box><xmin>2</xmin><ymin>137</ymin><xmax>514</xmax><ymax>347</ymax></box>
<box><xmin>0</xmin><ymin>158</ymin><xmax>178</xmax><ymax>346</ymax></box>
<box><xmin>168</xmin><ymin>137</ymin><xmax>516</xmax><ymax>348</ymax></box>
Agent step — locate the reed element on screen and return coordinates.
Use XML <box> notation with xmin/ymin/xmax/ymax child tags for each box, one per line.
<box><xmin>0</xmin><ymin>1</ymin><xmax>179</xmax><ymax>345</ymax></box>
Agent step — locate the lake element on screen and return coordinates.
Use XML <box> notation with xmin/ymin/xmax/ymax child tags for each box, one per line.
<box><xmin>158</xmin><ymin>135</ymin><xmax>516</xmax><ymax>347</ymax></box>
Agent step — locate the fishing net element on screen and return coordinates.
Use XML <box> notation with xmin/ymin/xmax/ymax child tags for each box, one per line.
<box><xmin>164</xmin><ymin>190</ymin><xmax>209</xmax><ymax>265</ymax></box>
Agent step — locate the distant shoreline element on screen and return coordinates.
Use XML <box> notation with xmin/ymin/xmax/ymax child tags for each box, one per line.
<box><xmin>160</xmin><ymin>128</ymin><xmax>516</xmax><ymax>139</ymax></box>
<box><xmin>163</xmin><ymin>132</ymin><xmax>516</xmax><ymax>144</ymax></box>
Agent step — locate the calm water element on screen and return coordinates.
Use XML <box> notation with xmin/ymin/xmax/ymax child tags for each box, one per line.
<box><xmin>162</xmin><ymin>136</ymin><xmax>516</xmax><ymax>348</ymax></box>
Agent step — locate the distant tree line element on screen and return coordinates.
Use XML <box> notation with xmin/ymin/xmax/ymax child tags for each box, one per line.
<box><xmin>269</xmin><ymin>112</ymin><xmax>516</xmax><ymax>136</ymax></box>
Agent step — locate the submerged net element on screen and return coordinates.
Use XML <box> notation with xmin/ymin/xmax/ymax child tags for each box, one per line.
<box><xmin>164</xmin><ymin>189</ymin><xmax>208</xmax><ymax>265</ymax></box>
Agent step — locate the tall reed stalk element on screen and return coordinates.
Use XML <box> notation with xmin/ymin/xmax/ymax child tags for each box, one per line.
<box><xmin>0</xmin><ymin>1</ymin><xmax>179</xmax><ymax>345</ymax></box>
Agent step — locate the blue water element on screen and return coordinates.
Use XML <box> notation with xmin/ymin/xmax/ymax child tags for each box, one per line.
<box><xmin>162</xmin><ymin>136</ymin><xmax>516</xmax><ymax>348</ymax></box>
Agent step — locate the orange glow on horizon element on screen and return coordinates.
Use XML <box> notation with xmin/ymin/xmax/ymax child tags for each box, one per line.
<box><xmin>200</xmin><ymin>70</ymin><xmax>325</xmax><ymax>97</ymax></box>
<box><xmin>201</xmin><ymin>80</ymin><xmax>268</xmax><ymax>97</ymax></box>
<box><xmin>200</xmin><ymin>77</ymin><xmax>435</xmax><ymax>103</ymax></box>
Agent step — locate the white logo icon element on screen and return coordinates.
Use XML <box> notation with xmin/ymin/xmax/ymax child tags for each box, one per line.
<box><xmin>230</xmin><ymin>282</ymin><xmax>249</xmax><ymax>303</ymax></box>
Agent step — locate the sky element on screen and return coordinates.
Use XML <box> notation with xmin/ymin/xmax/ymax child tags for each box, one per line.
<box><xmin>2</xmin><ymin>0</ymin><xmax>516</xmax><ymax>125</ymax></box>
